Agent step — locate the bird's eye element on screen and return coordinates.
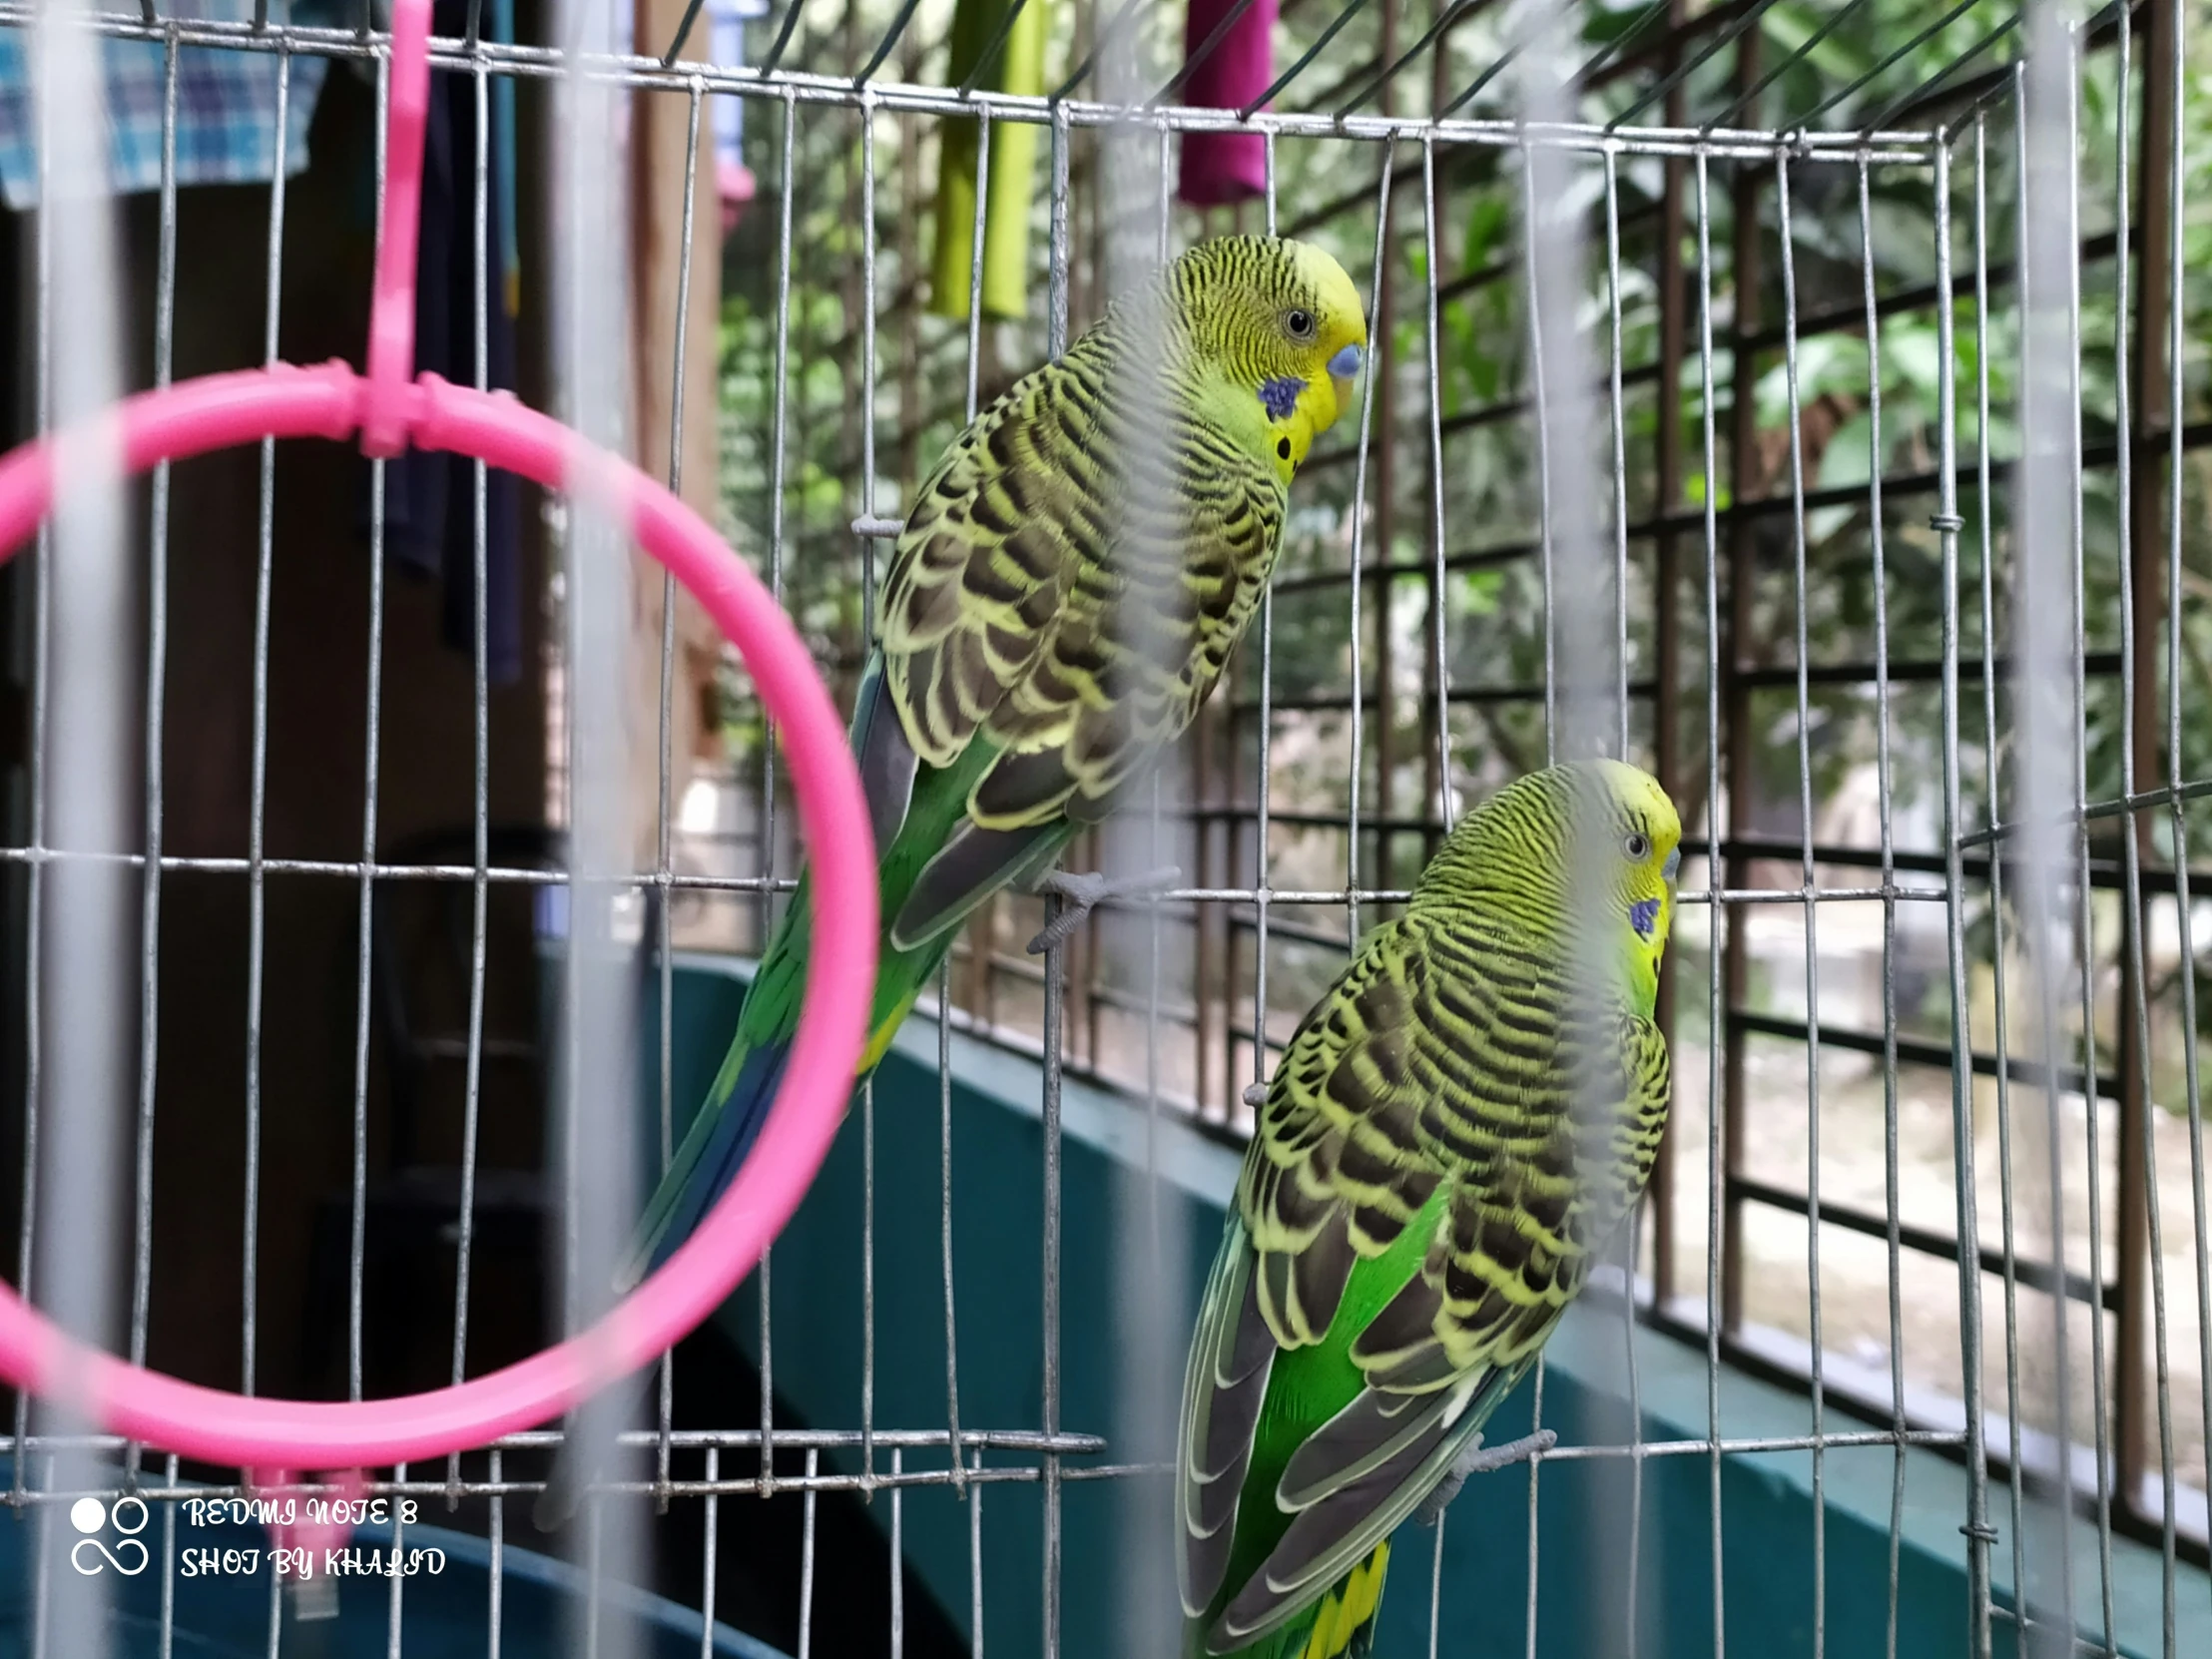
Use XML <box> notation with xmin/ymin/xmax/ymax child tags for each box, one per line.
<box><xmin>1286</xmin><ymin>307</ymin><xmax>1317</xmax><ymax>340</ymax></box>
<box><xmin>1623</xmin><ymin>831</ymin><xmax>1651</xmax><ymax>861</ymax></box>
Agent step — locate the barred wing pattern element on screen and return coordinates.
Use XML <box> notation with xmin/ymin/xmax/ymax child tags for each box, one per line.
<box><xmin>877</xmin><ymin>332</ymin><xmax>1286</xmax><ymax>949</ymax></box>
<box><xmin>1179</xmin><ymin>909</ymin><xmax>1671</xmax><ymax>1651</ymax></box>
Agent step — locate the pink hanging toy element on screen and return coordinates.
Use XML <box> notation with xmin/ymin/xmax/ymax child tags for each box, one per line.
<box><xmin>1177</xmin><ymin>0</ymin><xmax>1278</xmax><ymax>207</ymax></box>
<box><xmin>0</xmin><ymin>0</ymin><xmax>875</xmax><ymax>1532</ymax></box>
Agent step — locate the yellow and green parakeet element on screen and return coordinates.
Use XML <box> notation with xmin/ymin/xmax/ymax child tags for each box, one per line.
<box><xmin>1176</xmin><ymin>761</ymin><xmax>1681</xmax><ymax>1659</ymax></box>
<box><xmin>625</xmin><ymin>234</ymin><xmax>1365</xmax><ymax>1287</ymax></box>
<box><xmin>537</xmin><ymin>236</ymin><xmax>1366</xmax><ymax>1528</ymax></box>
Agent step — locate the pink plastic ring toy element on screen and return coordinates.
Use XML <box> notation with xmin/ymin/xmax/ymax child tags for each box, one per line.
<box><xmin>0</xmin><ymin>0</ymin><xmax>876</xmax><ymax>1488</ymax></box>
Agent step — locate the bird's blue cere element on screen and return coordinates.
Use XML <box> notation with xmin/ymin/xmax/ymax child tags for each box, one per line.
<box><xmin>1661</xmin><ymin>845</ymin><xmax>1681</xmax><ymax>883</ymax></box>
<box><xmin>1328</xmin><ymin>343</ymin><xmax>1364</xmax><ymax>380</ymax></box>
<box><xmin>1630</xmin><ymin>897</ymin><xmax>1661</xmax><ymax>939</ymax></box>
<box><xmin>1259</xmin><ymin>376</ymin><xmax>1306</xmax><ymax>420</ymax></box>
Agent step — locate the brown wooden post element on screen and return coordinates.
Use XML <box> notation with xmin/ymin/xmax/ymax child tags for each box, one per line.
<box><xmin>1416</xmin><ymin>0</ymin><xmax>1457</xmax><ymax>857</ymax></box>
<box><xmin>1194</xmin><ymin>687</ymin><xmax>1220</xmax><ymax>1118</ymax></box>
<box><xmin>1718</xmin><ymin>28</ymin><xmax>1764</xmax><ymax>1334</ymax></box>
<box><xmin>897</xmin><ymin>29</ymin><xmax>926</xmax><ymax>505</ymax></box>
<box><xmin>1649</xmin><ymin>0</ymin><xmax>1690</xmax><ymax>1310</ymax></box>
<box><xmin>2114</xmin><ymin>0</ymin><xmax>2178</xmax><ymax>1521</ymax></box>
<box><xmin>629</xmin><ymin>2</ymin><xmax>733</xmax><ymax>877</ymax></box>
<box><xmin>1370</xmin><ymin>1</ymin><xmax>1399</xmax><ymax>895</ymax></box>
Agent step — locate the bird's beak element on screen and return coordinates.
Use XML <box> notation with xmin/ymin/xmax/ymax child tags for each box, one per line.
<box><xmin>1329</xmin><ymin>342</ymin><xmax>1363</xmax><ymax>419</ymax></box>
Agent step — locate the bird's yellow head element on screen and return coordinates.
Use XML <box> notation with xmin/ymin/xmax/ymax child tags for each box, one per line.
<box><xmin>1163</xmin><ymin>236</ymin><xmax>1368</xmax><ymax>482</ymax></box>
<box><xmin>1584</xmin><ymin>759</ymin><xmax>1683</xmax><ymax>997</ymax></box>
<box><xmin>1415</xmin><ymin>758</ymin><xmax>1682</xmax><ymax>1009</ymax></box>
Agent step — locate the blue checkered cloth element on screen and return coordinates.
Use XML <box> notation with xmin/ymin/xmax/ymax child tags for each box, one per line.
<box><xmin>0</xmin><ymin>2</ymin><xmax>341</xmax><ymax>212</ymax></box>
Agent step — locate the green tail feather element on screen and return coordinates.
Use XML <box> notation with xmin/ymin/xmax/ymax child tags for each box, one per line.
<box><xmin>617</xmin><ymin>653</ymin><xmax>1083</xmax><ymax>1287</ymax></box>
<box><xmin>615</xmin><ymin>869</ymin><xmax>957</xmax><ymax>1290</ymax></box>
<box><xmin>1187</xmin><ymin>1543</ymin><xmax>1391</xmax><ymax>1659</ymax></box>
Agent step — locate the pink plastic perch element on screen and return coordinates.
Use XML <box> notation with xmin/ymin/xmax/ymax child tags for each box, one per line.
<box><xmin>0</xmin><ymin>0</ymin><xmax>875</xmax><ymax>1505</ymax></box>
<box><xmin>1178</xmin><ymin>0</ymin><xmax>1278</xmax><ymax>208</ymax></box>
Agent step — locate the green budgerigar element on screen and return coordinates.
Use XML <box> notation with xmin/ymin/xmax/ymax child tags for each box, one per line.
<box><xmin>537</xmin><ymin>237</ymin><xmax>1366</xmax><ymax>1528</ymax></box>
<box><xmin>626</xmin><ymin>234</ymin><xmax>1365</xmax><ymax>1288</ymax></box>
<box><xmin>1176</xmin><ymin>761</ymin><xmax>1681</xmax><ymax>1659</ymax></box>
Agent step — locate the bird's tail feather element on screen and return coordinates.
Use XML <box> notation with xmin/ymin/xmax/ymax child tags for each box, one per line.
<box><xmin>1296</xmin><ymin>1542</ymin><xmax>1389</xmax><ymax>1659</ymax></box>
<box><xmin>536</xmin><ymin>1021</ymin><xmax>802</xmax><ymax>1533</ymax></box>
<box><xmin>538</xmin><ymin>926</ymin><xmax>939</xmax><ymax>1534</ymax></box>
<box><xmin>614</xmin><ymin>1035</ymin><xmax>793</xmax><ymax>1295</ymax></box>
<box><xmin>1187</xmin><ymin>1543</ymin><xmax>1390</xmax><ymax>1659</ymax></box>
<box><xmin>614</xmin><ymin>954</ymin><xmax>933</xmax><ymax>1295</ymax></box>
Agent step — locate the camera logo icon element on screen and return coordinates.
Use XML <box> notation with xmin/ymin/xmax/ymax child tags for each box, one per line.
<box><xmin>69</xmin><ymin>1496</ymin><xmax>151</xmax><ymax>1577</ymax></box>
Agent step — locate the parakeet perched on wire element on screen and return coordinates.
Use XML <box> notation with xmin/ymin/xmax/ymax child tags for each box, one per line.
<box><xmin>1176</xmin><ymin>761</ymin><xmax>1681</xmax><ymax>1659</ymax></box>
<box><xmin>535</xmin><ymin>236</ymin><xmax>1366</xmax><ymax>1529</ymax></box>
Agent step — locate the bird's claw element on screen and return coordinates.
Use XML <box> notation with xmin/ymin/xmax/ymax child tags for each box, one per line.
<box><xmin>1414</xmin><ymin>1429</ymin><xmax>1557</xmax><ymax>1526</ymax></box>
<box><xmin>1243</xmin><ymin>1082</ymin><xmax>1270</xmax><ymax>1109</ymax></box>
<box><xmin>1025</xmin><ymin>865</ymin><xmax>1182</xmax><ymax>954</ymax></box>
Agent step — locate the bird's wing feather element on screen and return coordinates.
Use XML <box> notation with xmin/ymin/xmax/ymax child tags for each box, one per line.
<box><xmin>848</xmin><ymin>656</ymin><xmax>919</xmax><ymax>862</ymax></box>
<box><xmin>878</xmin><ymin>340</ymin><xmax>1285</xmax><ymax>938</ymax></box>
<box><xmin>1236</xmin><ymin>929</ymin><xmax>1442</xmax><ymax>1349</ymax></box>
<box><xmin>887</xmin><ymin>819</ymin><xmax>1071</xmax><ymax>952</ymax></box>
<box><xmin>878</xmin><ymin>373</ymin><xmax>1084</xmax><ymax>784</ymax></box>
<box><xmin>1194</xmin><ymin>913</ymin><xmax>1671</xmax><ymax>1652</ymax></box>
<box><xmin>1216</xmin><ymin>1370</ymin><xmax>1510</xmax><ymax>1646</ymax></box>
<box><xmin>1176</xmin><ymin>1215</ymin><xmax>1277</xmax><ymax>1618</ymax></box>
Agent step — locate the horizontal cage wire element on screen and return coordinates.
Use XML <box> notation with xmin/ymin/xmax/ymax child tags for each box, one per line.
<box><xmin>0</xmin><ymin>1</ymin><xmax>2206</xmax><ymax>1658</ymax></box>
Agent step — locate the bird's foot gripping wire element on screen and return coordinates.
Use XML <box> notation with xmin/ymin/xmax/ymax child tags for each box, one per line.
<box><xmin>1414</xmin><ymin>1429</ymin><xmax>1558</xmax><ymax>1526</ymax></box>
<box><xmin>1025</xmin><ymin>865</ymin><xmax>1182</xmax><ymax>954</ymax></box>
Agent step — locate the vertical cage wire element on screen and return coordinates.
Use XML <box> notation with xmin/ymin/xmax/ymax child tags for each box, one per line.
<box><xmin>549</xmin><ymin>1</ymin><xmax>646</xmax><ymax>1654</ymax></box>
<box><xmin>2010</xmin><ymin>6</ymin><xmax>2088</xmax><ymax>1653</ymax></box>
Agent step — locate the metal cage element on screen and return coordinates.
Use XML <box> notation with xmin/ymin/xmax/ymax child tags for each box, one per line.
<box><xmin>0</xmin><ymin>1</ymin><xmax>2206</xmax><ymax>1656</ymax></box>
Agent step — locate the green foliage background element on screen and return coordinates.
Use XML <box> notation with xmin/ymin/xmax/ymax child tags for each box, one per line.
<box><xmin>704</xmin><ymin>0</ymin><xmax>2212</xmax><ymax>1093</ymax></box>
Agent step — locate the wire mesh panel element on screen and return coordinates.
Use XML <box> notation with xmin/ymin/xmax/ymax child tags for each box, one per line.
<box><xmin>0</xmin><ymin>2</ymin><xmax>2207</xmax><ymax>1658</ymax></box>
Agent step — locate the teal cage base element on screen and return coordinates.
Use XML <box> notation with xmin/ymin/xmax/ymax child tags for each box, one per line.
<box><xmin>638</xmin><ymin>952</ymin><xmax>2207</xmax><ymax>1659</ymax></box>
